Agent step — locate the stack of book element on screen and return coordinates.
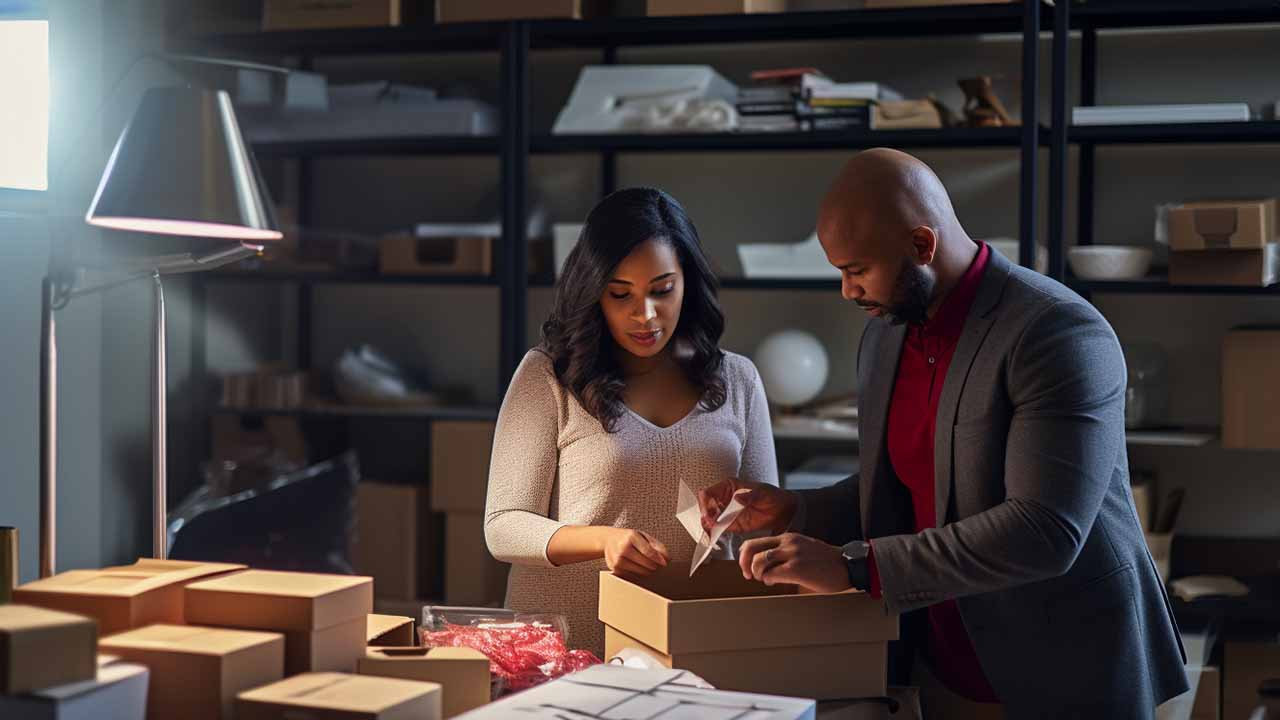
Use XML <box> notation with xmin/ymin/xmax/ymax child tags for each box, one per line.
<box><xmin>736</xmin><ymin>68</ymin><xmax>903</xmax><ymax>133</ymax></box>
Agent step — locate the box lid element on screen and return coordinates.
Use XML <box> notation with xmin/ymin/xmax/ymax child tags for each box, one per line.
<box><xmin>14</xmin><ymin>560</ymin><xmax>245</xmax><ymax>598</ymax></box>
<box><xmin>0</xmin><ymin>604</ymin><xmax>97</xmax><ymax>635</ymax></box>
<box><xmin>366</xmin><ymin>614</ymin><xmax>413</xmax><ymax>644</ymax></box>
<box><xmin>599</xmin><ymin>561</ymin><xmax>897</xmax><ymax>655</ymax></box>
<box><xmin>186</xmin><ymin>570</ymin><xmax>373</xmax><ymax>631</ymax></box>
<box><xmin>101</xmin><ymin>623</ymin><xmax>283</xmax><ymax>657</ymax></box>
<box><xmin>237</xmin><ymin>672</ymin><xmax>440</xmax><ymax>712</ymax></box>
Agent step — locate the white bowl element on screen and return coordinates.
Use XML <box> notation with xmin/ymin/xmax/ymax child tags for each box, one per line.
<box><xmin>1067</xmin><ymin>245</ymin><xmax>1153</xmax><ymax>281</ymax></box>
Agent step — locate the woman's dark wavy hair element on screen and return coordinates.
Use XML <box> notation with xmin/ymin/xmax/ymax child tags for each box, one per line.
<box><xmin>541</xmin><ymin>187</ymin><xmax>726</xmax><ymax>433</ymax></box>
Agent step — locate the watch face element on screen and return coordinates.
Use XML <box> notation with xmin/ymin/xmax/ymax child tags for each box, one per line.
<box><xmin>842</xmin><ymin>540</ymin><xmax>868</xmax><ymax>561</ymax></box>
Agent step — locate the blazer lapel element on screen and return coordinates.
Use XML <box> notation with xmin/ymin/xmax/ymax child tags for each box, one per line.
<box><xmin>860</xmin><ymin>322</ymin><xmax>906</xmax><ymax>536</ymax></box>
<box><xmin>933</xmin><ymin>250</ymin><xmax>1013</xmax><ymax>527</ymax></box>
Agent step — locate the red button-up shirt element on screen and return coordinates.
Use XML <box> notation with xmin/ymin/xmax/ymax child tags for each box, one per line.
<box><xmin>866</xmin><ymin>242</ymin><xmax>998</xmax><ymax>703</ymax></box>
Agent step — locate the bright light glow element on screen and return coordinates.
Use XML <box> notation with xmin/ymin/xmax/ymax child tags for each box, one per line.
<box><xmin>86</xmin><ymin>216</ymin><xmax>283</xmax><ymax>241</ymax></box>
<box><xmin>0</xmin><ymin>20</ymin><xmax>49</xmax><ymax>191</ymax></box>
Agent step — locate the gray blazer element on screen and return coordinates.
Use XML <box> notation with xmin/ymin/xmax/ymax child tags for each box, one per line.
<box><xmin>799</xmin><ymin>249</ymin><xmax>1188</xmax><ymax>718</ymax></box>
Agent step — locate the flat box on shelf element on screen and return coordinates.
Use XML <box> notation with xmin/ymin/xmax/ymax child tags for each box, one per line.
<box><xmin>1222</xmin><ymin>327</ymin><xmax>1280</xmax><ymax>450</ymax></box>
<box><xmin>444</xmin><ymin>513</ymin><xmax>508</xmax><ymax>606</ymax></box>
<box><xmin>358</xmin><ymin>647</ymin><xmax>489</xmax><ymax>718</ymax></box>
<box><xmin>354</xmin><ymin>482</ymin><xmax>438</xmax><ymax>602</ymax></box>
<box><xmin>1169</xmin><ymin>242</ymin><xmax>1279</xmax><ymax>287</ymax></box>
<box><xmin>436</xmin><ymin>0</ymin><xmax>611</xmax><ymax>22</ymax></box>
<box><xmin>0</xmin><ymin>605</ymin><xmax>98</xmax><ymax>695</ymax></box>
<box><xmin>0</xmin><ymin>661</ymin><xmax>149</xmax><ymax>720</ymax></box>
<box><xmin>12</xmin><ymin>559</ymin><xmax>245</xmax><ymax>636</ymax></box>
<box><xmin>237</xmin><ymin>672</ymin><xmax>441</xmax><ymax>720</ymax></box>
<box><xmin>1168</xmin><ymin>199</ymin><xmax>1277</xmax><ymax>252</ymax></box>
<box><xmin>379</xmin><ymin>234</ymin><xmax>493</xmax><ymax>276</ymax></box>
<box><xmin>367</xmin><ymin>614</ymin><xmax>415</xmax><ymax>647</ymax></box>
<box><xmin>644</xmin><ymin>0</ymin><xmax>785</xmax><ymax>15</ymax></box>
<box><xmin>263</xmin><ymin>0</ymin><xmax>423</xmax><ymax>30</ymax></box>
<box><xmin>598</xmin><ymin>561</ymin><xmax>896</xmax><ymax>700</ymax></box>
<box><xmin>98</xmin><ymin>624</ymin><xmax>284</xmax><ymax>720</ymax></box>
<box><xmin>430</xmin><ymin>421</ymin><xmax>495</xmax><ymax>513</ymax></box>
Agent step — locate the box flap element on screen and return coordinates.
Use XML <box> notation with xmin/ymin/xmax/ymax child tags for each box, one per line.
<box><xmin>101</xmin><ymin>623</ymin><xmax>283</xmax><ymax>657</ymax></box>
<box><xmin>186</xmin><ymin>570</ymin><xmax>373</xmax><ymax>631</ymax></box>
<box><xmin>238</xmin><ymin>672</ymin><xmax>439</xmax><ymax>712</ymax></box>
<box><xmin>0</xmin><ymin>604</ymin><xmax>97</xmax><ymax>633</ymax></box>
<box><xmin>15</xmin><ymin>560</ymin><xmax>243</xmax><ymax>598</ymax></box>
<box><xmin>366</xmin><ymin>614</ymin><xmax>413</xmax><ymax>643</ymax></box>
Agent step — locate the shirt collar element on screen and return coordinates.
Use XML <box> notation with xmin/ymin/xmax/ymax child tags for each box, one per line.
<box><xmin>916</xmin><ymin>241</ymin><xmax>990</xmax><ymax>340</ymax></box>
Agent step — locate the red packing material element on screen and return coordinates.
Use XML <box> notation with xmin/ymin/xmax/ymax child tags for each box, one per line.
<box><xmin>422</xmin><ymin>621</ymin><xmax>601</xmax><ymax>693</ymax></box>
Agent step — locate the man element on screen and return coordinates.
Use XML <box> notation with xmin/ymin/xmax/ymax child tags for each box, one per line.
<box><xmin>702</xmin><ymin>149</ymin><xmax>1187</xmax><ymax>718</ymax></box>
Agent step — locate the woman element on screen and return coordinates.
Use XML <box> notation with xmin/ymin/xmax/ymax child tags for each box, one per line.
<box><xmin>484</xmin><ymin>187</ymin><xmax>779</xmax><ymax>657</ymax></box>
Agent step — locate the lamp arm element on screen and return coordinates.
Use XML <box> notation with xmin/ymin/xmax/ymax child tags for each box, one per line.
<box><xmin>65</xmin><ymin>241</ymin><xmax>263</xmax><ymax>299</ymax></box>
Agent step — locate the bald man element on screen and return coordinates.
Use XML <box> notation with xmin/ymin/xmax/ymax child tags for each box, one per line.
<box><xmin>701</xmin><ymin>149</ymin><xmax>1188</xmax><ymax>718</ymax></box>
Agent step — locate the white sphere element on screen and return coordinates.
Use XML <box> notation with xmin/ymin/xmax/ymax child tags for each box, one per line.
<box><xmin>754</xmin><ymin>330</ymin><xmax>829</xmax><ymax>407</ymax></box>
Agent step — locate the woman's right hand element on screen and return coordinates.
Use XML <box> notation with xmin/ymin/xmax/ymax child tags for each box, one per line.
<box><xmin>602</xmin><ymin>528</ymin><xmax>670</xmax><ymax>576</ymax></box>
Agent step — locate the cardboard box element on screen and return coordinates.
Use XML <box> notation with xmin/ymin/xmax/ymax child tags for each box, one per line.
<box><xmin>0</xmin><ymin>661</ymin><xmax>149</xmax><ymax>720</ymax></box>
<box><xmin>264</xmin><ymin>0</ymin><xmax>420</xmax><ymax>30</ymax></box>
<box><xmin>1225</xmin><ymin>641</ymin><xmax>1280</xmax><ymax>720</ymax></box>
<box><xmin>12</xmin><ymin>560</ymin><xmax>244</xmax><ymax>637</ymax></box>
<box><xmin>1223</xmin><ymin>328</ymin><xmax>1280</xmax><ymax>449</ymax></box>
<box><xmin>598</xmin><ymin>561</ymin><xmax>897</xmax><ymax>700</ymax></box>
<box><xmin>354</xmin><ymin>482</ymin><xmax>438</xmax><ymax>601</ymax></box>
<box><xmin>1191</xmin><ymin>666</ymin><xmax>1220</xmax><ymax>720</ymax></box>
<box><xmin>0</xmin><ymin>605</ymin><xmax>98</xmax><ymax>695</ymax></box>
<box><xmin>99</xmin><ymin>624</ymin><xmax>284</xmax><ymax>720</ymax></box>
<box><xmin>444</xmin><ymin>513</ymin><xmax>508</xmax><ymax>606</ymax></box>
<box><xmin>379</xmin><ymin>234</ymin><xmax>493</xmax><ymax>276</ymax></box>
<box><xmin>284</xmin><ymin>616</ymin><xmax>368</xmax><ymax>674</ymax></box>
<box><xmin>436</xmin><ymin>0</ymin><xmax>604</xmax><ymax>22</ymax></box>
<box><xmin>865</xmin><ymin>0</ymin><xmax>1011</xmax><ymax>6</ymax></box>
<box><xmin>1168</xmin><ymin>199</ymin><xmax>1277</xmax><ymax>252</ymax></box>
<box><xmin>367</xmin><ymin>614</ymin><xmax>415</xmax><ymax>647</ymax></box>
<box><xmin>1169</xmin><ymin>242</ymin><xmax>1279</xmax><ymax>287</ymax></box>
<box><xmin>358</xmin><ymin>647</ymin><xmax>490</xmax><ymax>718</ymax></box>
<box><xmin>237</xmin><ymin>672</ymin><xmax>442</xmax><ymax>720</ymax></box>
<box><xmin>645</xmin><ymin>0</ymin><xmax>786</xmax><ymax>15</ymax></box>
<box><xmin>430</xmin><ymin>421</ymin><xmax>495</xmax><ymax>513</ymax></box>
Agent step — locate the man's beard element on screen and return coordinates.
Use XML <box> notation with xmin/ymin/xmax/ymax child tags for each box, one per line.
<box><xmin>857</xmin><ymin>260</ymin><xmax>935</xmax><ymax>326</ymax></box>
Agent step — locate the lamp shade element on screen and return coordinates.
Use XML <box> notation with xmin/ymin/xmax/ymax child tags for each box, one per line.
<box><xmin>86</xmin><ymin>86</ymin><xmax>282</xmax><ymax>242</ymax></box>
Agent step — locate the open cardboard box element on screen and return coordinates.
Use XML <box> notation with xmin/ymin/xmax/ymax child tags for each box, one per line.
<box><xmin>367</xmin><ymin>614</ymin><xmax>415</xmax><ymax>647</ymax></box>
<box><xmin>237</xmin><ymin>672</ymin><xmax>441</xmax><ymax>720</ymax></box>
<box><xmin>99</xmin><ymin>624</ymin><xmax>284</xmax><ymax>720</ymax></box>
<box><xmin>358</xmin><ymin>647</ymin><xmax>490</xmax><ymax>718</ymax></box>
<box><xmin>12</xmin><ymin>559</ymin><xmax>245</xmax><ymax>637</ymax></box>
<box><xmin>0</xmin><ymin>605</ymin><xmax>98</xmax><ymax>695</ymax></box>
<box><xmin>599</xmin><ymin>560</ymin><xmax>897</xmax><ymax>700</ymax></box>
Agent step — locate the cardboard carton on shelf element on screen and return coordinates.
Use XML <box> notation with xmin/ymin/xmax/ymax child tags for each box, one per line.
<box><xmin>12</xmin><ymin>559</ymin><xmax>245</xmax><ymax>637</ymax></box>
<box><xmin>1222</xmin><ymin>327</ymin><xmax>1280</xmax><ymax>450</ymax></box>
<box><xmin>444</xmin><ymin>513</ymin><xmax>508</xmax><ymax>606</ymax></box>
<box><xmin>436</xmin><ymin>0</ymin><xmax>617</xmax><ymax>23</ymax></box>
<box><xmin>0</xmin><ymin>661</ymin><xmax>149</xmax><ymax>720</ymax></box>
<box><xmin>358</xmin><ymin>646</ymin><xmax>490</xmax><ymax>718</ymax></box>
<box><xmin>367</xmin><ymin>614</ymin><xmax>415</xmax><ymax>647</ymax></box>
<box><xmin>1169</xmin><ymin>242</ymin><xmax>1279</xmax><ymax>287</ymax></box>
<box><xmin>354</xmin><ymin>481</ymin><xmax>439</xmax><ymax>602</ymax></box>
<box><xmin>0</xmin><ymin>605</ymin><xmax>98</xmax><ymax>695</ymax></box>
<box><xmin>237</xmin><ymin>672</ymin><xmax>442</xmax><ymax>720</ymax></box>
<box><xmin>263</xmin><ymin>0</ymin><xmax>427</xmax><ymax>30</ymax></box>
<box><xmin>185</xmin><ymin>570</ymin><xmax>372</xmax><ymax>674</ymax></box>
<box><xmin>1168</xmin><ymin>199</ymin><xmax>1277</xmax><ymax>252</ymax></box>
<box><xmin>644</xmin><ymin>0</ymin><xmax>786</xmax><ymax>15</ymax></box>
<box><xmin>430</xmin><ymin>421</ymin><xmax>495</xmax><ymax>513</ymax></box>
<box><xmin>599</xmin><ymin>560</ymin><xmax>897</xmax><ymax>700</ymax></box>
<box><xmin>99</xmin><ymin>624</ymin><xmax>284</xmax><ymax>720</ymax></box>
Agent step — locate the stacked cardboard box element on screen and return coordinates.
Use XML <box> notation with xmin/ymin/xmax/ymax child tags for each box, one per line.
<box><xmin>354</xmin><ymin>481</ymin><xmax>439</xmax><ymax>608</ymax></box>
<box><xmin>1168</xmin><ymin>199</ymin><xmax>1279</xmax><ymax>287</ymax></box>
<box><xmin>358</xmin><ymin>646</ymin><xmax>490</xmax><ymax>718</ymax></box>
<box><xmin>12</xmin><ymin>559</ymin><xmax>245</xmax><ymax>636</ymax></box>
<box><xmin>1222</xmin><ymin>328</ymin><xmax>1280</xmax><ymax>450</ymax></box>
<box><xmin>185</xmin><ymin>570</ymin><xmax>372</xmax><ymax>675</ymax></box>
<box><xmin>0</xmin><ymin>605</ymin><xmax>98</xmax><ymax>695</ymax></box>
<box><xmin>237</xmin><ymin>672</ymin><xmax>441</xmax><ymax>719</ymax></box>
<box><xmin>99</xmin><ymin>624</ymin><xmax>284</xmax><ymax>720</ymax></box>
<box><xmin>431</xmin><ymin>421</ymin><xmax>508</xmax><ymax>606</ymax></box>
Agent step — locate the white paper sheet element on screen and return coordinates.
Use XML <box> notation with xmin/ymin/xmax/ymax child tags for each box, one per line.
<box><xmin>676</xmin><ymin>480</ymin><xmax>746</xmax><ymax>577</ymax></box>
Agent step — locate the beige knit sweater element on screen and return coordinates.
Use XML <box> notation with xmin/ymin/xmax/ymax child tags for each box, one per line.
<box><xmin>484</xmin><ymin>348</ymin><xmax>779</xmax><ymax>656</ymax></box>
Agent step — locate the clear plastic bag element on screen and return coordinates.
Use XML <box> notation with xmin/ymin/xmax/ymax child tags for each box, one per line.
<box><xmin>418</xmin><ymin>606</ymin><xmax>600</xmax><ymax>697</ymax></box>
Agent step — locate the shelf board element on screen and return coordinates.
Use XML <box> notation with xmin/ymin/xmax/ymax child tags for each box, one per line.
<box><xmin>213</xmin><ymin>403</ymin><xmax>498</xmax><ymax>421</ymax></box>
<box><xmin>533</xmin><ymin>127</ymin><xmax>1025</xmax><ymax>154</ymax></box>
<box><xmin>1126</xmin><ymin>428</ymin><xmax>1217</xmax><ymax>448</ymax></box>
<box><xmin>1071</xmin><ymin>1</ymin><xmax>1280</xmax><ymax>29</ymax></box>
<box><xmin>1072</xmin><ymin>276</ymin><xmax>1280</xmax><ymax>295</ymax></box>
<box><xmin>202</xmin><ymin>269</ymin><xmax>499</xmax><ymax>286</ymax></box>
<box><xmin>251</xmin><ymin>136</ymin><xmax>499</xmax><ymax>158</ymax></box>
<box><xmin>1069</xmin><ymin>121</ymin><xmax>1280</xmax><ymax>145</ymax></box>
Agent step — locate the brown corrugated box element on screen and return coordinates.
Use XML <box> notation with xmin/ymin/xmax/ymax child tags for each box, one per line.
<box><xmin>444</xmin><ymin>513</ymin><xmax>508</xmax><ymax>606</ymax></box>
<box><xmin>367</xmin><ymin>614</ymin><xmax>415</xmax><ymax>647</ymax></box>
<box><xmin>436</xmin><ymin>0</ymin><xmax>614</xmax><ymax>22</ymax></box>
<box><xmin>1169</xmin><ymin>199</ymin><xmax>1277</xmax><ymax>251</ymax></box>
<box><xmin>1191</xmin><ymin>666</ymin><xmax>1220</xmax><ymax>720</ymax></box>
<box><xmin>1223</xmin><ymin>327</ymin><xmax>1280</xmax><ymax>450</ymax></box>
<box><xmin>358</xmin><ymin>647</ymin><xmax>490</xmax><ymax>718</ymax></box>
<box><xmin>0</xmin><ymin>604</ymin><xmax>98</xmax><ymax>695</ymax></box>
<box><xmin>1225</xmin><ymin>641</ymin><xmax>1280</xmax><ymax>720</ymax></box>
<box><xmin>237</xmin><ymin>672</ymin><xmax>442</xmax><ymax>720</ymax></box>
<box><xmin>645</xmin><ymin>0</ymin><xmax>785</xmax><ymax>15</ymax></box>
<box><xmin>99</xmin><ymin>624</ymin><xmax>284</xmax><ymax>720</ymax></box>
<box><xmin>264</xmin><ymin>0</ymin><xmax>425</xmax><ymax>30</ymax></box>
<box><xmin>379</xmin><ymin>234</ymin><xmax>494</xmax><ymax>276</ymax></box>
<box><xmin>865</xmin><ymin>0</ymin><xmax>1011</xmax><ymax>6</ymax></box>
<box><xmin>185</xmin><ymin>570</ymin><xmax>373</xmax><ymax>674</ymax></box>
<box><xmin>354</xmin><ymin>481</ymin><xmax>438</xmax><ymax>601</ymax></box>
<box><xmin>598</xmin><ymin>561</ymin><xmax>897</xmax><ymax>700</ymax></box>
<box><xmin>430</xmin><ymin>421</ymin><xmax>495</xmax><ymax>513</ymax></box>
<box><xmin>1169</xmin><ymin>242</ymin><xmax>1279</xmax><ymax>287</ymax></box>
<box><xmin>12</xmin><ymin>559</ymin><xmax>245</xmax><ymax>636</ymax></box>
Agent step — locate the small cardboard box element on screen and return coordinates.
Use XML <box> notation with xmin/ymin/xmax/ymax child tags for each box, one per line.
<box><xmin>598</xmin><ymin>561</ymin><xmax>897</xmax><ymax>700</ymax></box>
<box><xmin>263</xmin><ymin>0</ymin><xmax>420</xmax><ymax>30</ymax></box>
<box><xmin>0</xmin><ymin>605</ymin><xmax>98</xmax><ymax>695</ymax></box>
<box><xmin>358</xmin><ymin>647</ymin><xmax>490</xmax><ymax>718</ymax></box>
<box><xmin>379</xmin><ymin>234</ymin><xmax>493</xmax><ymax>276</ymax></box>
<box><xmin>0</xmin><ymin>661</ymin><xmax>149</xmax><ymax>720</ymax></box>
<box><xmin>367</xmin><ymin>614</ymin><xmax>415</xmax><ymax>647</ymax></box>
<box><xmin>1191</xmin><ymin>666</ymin><xmax>1220</xmax><ymax>720</ymax></box>
<box><xmin>436</xmin><ymin>0</ymin><xmax>608</xmax><ymax>23</ymax></box>
<box><xmin>1168</xmin><ymin>199</ymin><xmax>1277</xmax><ymax>252</ymax></box>
<box><xmin>645</xmin><ymin>0</ymin><xmax>786</xmax><ymax>15</ymax></box>
<box><xmin>444</xmin><ymin>513</ymin><xmax>508</xmax><ymax>606</ymax></box>
<box><xmin>1225</xmin><ymin>641</ymin><xmax>1280</xmax><ymax>720</ymax></box>
<box><xmin>1169</xmin><ymin>242</ymin><xmax>1279</xmax><ymax>287</ymax></box>
<box><xmin>284</xmin><ymin>616</ymin><xmax>368</xmax><ymax>674</ymax></box>
<box><xmin>237</xmin><ymin>672</ymin><xmax>442</xmax><ymax>720</ymax></box>
<box><xmin>12</xmin><ymin>560</ymin><xmax>244</xmax><ymax>637</ymax></box>
<box><xmin>1223</xmin><ymin>328</ymin><xmax>1280</xmax><ymax>449</ymax></box>
<box><xmin>430</xmin><ymin>421</ymin><xmax>495</xmax><ymax>513</ymax></box>
<box><xmin>354</xmin><ymin>481</ymin><xmax>438</xmax><ymax>601</ymax></box>
<box><xmin>99</xmin><ymin>624</ymin><xmax>284</xmax><ymax>720</ymax></box>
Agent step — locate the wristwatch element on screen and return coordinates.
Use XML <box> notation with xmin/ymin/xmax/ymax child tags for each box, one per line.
<box><xmin>841</xmin><ymin>540</ymin><xmax>871</xmax><ymax>591</ymax></box>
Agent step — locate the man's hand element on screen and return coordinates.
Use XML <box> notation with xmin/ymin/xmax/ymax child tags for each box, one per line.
<box><xmin>697</xmin><ymin>478</ymin><xmax>797</xmax><ymax>535</ymax></box>
<box><xmin>738</xmin><ymin>533</ymin><xmax>853</xmax><ymax>594</ymax></box>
